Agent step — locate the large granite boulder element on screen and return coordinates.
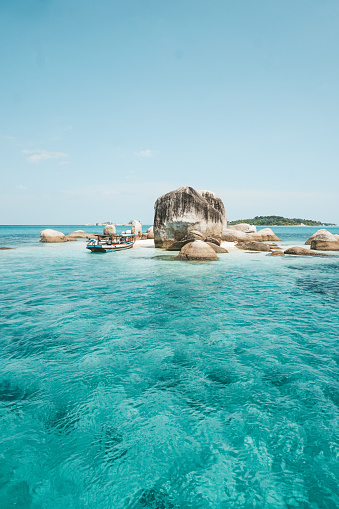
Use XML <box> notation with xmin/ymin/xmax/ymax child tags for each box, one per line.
<box><xmin>103</xmin><ymin>225</ymin><xmax>116</xmax><ymax>236</ymax></box>
<box><xmin>40</xmin><ymin>229</ymin><xmax>66</xmax><ymax>243</ymax></box>
<box><xmin>305</xmin><ymin>229</ymin><xmax>339</xmax><ymax>250</ymax></box>
<box><xmin>146</xmin><ymin>226</ymin><xmax>154</xmax><ymax>239</ymax></box>
<box><xmin>252</xmin><ymin>228</ymin><xmax>281</xmax><ymax>241</ymax></box>
<box><xmin>284</xmin><ymin>246</ymin><xmax>328</xmax><ymax>256</ymax></box>
<box><xmin>131</xmin><ymin>220</ymin><xmax>142</xmax><ymax>237</ymax></box>
<box><xmin>305</xmin><ymin>229</ymin><xmax>330</xmax><ymax>245</ymax></box>
<box><xmin>154</xmin><ymin>187</ymin><xmax>226</xmax><ymax>248</ymax></box>
<box><xmin>178</xmin><ymin>240</ymin><xmax>218</xmax><ymax>261</ymax></box>
<box><xmin>236</xmin><ymin>241</ymin><xmax>271</xmax><ymax>252</ymax></box>
<box><xmin>228</xmin><ymin>223</ymin><xmax>256</xmax><ymax>233</ymax></box>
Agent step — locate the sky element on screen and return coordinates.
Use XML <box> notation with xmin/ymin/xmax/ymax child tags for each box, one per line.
<box><xmin>1</xmin><ymin>0</ymin><xmax>339</xmax><ymax>224</ymax></box>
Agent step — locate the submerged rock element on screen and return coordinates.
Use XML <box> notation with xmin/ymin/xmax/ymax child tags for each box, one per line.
<box><xmin>178</xmin><ymin>240</ymin><xmax>218</xmax><ymax>260</ymax></box>
<box><xmin>0</xmin><ymin>246</ymin><xmax>12</xmax><ymax>250</ymax></box>
<box><xmin>154</xmin><ymin>186</ymin><xmax>226</xmax><ymax>248</ymax></box>
<box><xmin>236</xmin><ymin>241</ymin><xmax>271</xmax><ymax>252</ymax></box>
<box><xmin>40</xmin><ymin>229</ymin><xmax>66</xmax><ymax>243</ymax></box>
<box><xmin>103</xmin><ymin>225</ymin><xmax>116</xmax><ymax>236</ymax></box>
<box><xmin>284</xmin><ymin>246</ymin><xmax>328</xmax><ymax>256</ymax></box>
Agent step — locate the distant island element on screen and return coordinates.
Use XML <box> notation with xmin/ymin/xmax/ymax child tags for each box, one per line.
<box><xmin>228</xmin><ymin>216</ymin><xmax>337</xmax><ymax>227</ymax></box>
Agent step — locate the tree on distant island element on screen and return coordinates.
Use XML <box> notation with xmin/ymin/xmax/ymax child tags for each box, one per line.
<box><xmin>228</xmin><ymin>216</ymin><xmax>336</xmax><ymax>226</ymax></box>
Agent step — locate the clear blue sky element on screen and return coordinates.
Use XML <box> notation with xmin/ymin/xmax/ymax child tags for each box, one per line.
<box><xmin>1</xmin><ymin>0</ymin><xmax>338</xmax><ymax>224</ymax></box>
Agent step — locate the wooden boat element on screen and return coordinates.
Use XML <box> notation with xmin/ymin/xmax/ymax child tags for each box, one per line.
<box><xmin>86</xmin><ymin>233</ymin><xmax>136</xmax><ymax>253</ymax></box>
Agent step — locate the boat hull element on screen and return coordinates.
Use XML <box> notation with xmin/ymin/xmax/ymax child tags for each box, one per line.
<box><xmin>86</xmin><ymin>242</ymin><xmax>134</xmax><ymax>253</ymax></box>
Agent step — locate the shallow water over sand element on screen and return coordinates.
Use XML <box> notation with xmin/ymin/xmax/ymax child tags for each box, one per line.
<box><xmin>0</xmin><ymin>226</ymin><xmax>338</xmax><ymax>508</ymax></box>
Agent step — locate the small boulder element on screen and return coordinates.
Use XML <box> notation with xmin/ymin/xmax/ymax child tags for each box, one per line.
<box><xmin>252</xmin><ymin>228</ymin><xmax>281</xmax><ymax>241</ymax></box>
<box><xmin>204</xmin><ymin>236</ymin><xmax>221</xmax><ymax>246</ymax></box>
<box><xmin>66</xmin><ymin>230</ymin><xmax>93</xmax><ymax>240</ymax></box>
<box><xmin>228</xmin><ymin>223</ymin><xmax>256</xmax><ymax>233</ymax></box>
<box><xmin>103</xmin><ymin>225</ymin><xmax>116</xmax><ymax>236</ymax></box>
<box><xmin>131</xmin><ymin>220</ymin><xmax>142</xmax><ymax>237</ymax></box>
<box><xmin>178</xmin><ymin>240</ymin><xmax>218</xmax><ymax>261</ymax></box>
<box><xmin>270</xmin><ymin>250</ymin><xmax>285</xmax><ymax>256</ymax></box>
<box><xmin>236</xmin><ymin>241</ymin><xmax>271</xmax><ymax>252</ymax></box>
<box><xmin>221</xmin><ymin>230</ymin><xmax>249</xmax><ymax>242</ymax></box>
<box><xmin>0</xmin><ymin>247</ymin><xmax>12</xmax><ymax>250</ymax></box>
<box><xmin>146</xmin><ymin>226</ymin><xmax>154</xmax><ymax>239</ymax></box>
<box><xmin>284</xmin><ymin>246</ymin><xmax>328</xmax><ymax>256</ymax></box>
<box><xmin>206</xmin><ymin>242</ymin><xmax>228</xmax><ymax>253</ymax></box>
<box><xmin>40</xmin><ymin>229</ymin><xmax>66</xmax><ymax>243</ymax></box>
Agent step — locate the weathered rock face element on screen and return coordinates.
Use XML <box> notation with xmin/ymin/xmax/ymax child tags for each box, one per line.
<box><xmin>154</xmin><ymin>187</ymin><xmax>226</xmax><ymax>248</ymax></box>
<box><xmin>131</xmin><ymin>220</ymin><xmax>142</xmax><ymax>236</ymax></box>
<box><xmin>311</xmin><ymin>240</ymin><xmax>339</xmax><ymax>251</ymax></box>
<box><xmin>236</xmin><ymin>241</ymin><xmax>271</xmax><ymax>252</ymax></box>
<box><xmin>166</xmin><ymin>240</ymin><xmax>191</xmax><ymax>251</ymax></box>
<box><xmin>228</xmin><ymin>223</ymin><xmax>256</xmax><ymax>233</ymax></box>
<box><xmin>103</xmin><ymin>225</ymin><xmax>116</xmax><ymax>236</ymax></box>
<box><xmin>178</xmin><ymin>240</ymin><xmax>218</xmax><ymax>261</ymax></box>
<box><xmin>40</xmin><ymin>229</ymin><xmax>66</xmax><ymax>243</ymax></box>
<box><xmin>284</xmin><ymin>246</ymin><xmax>328</xmax><ymax>256</ymax></box>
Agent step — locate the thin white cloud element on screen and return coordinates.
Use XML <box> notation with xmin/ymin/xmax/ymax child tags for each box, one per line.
<box><xmin>0</xmin><ymin>135</ymin><xmax>15</xmax><ymax>141</ymax></box>
<box><xmin>134</xmin><ymin>149</ymin><xmax>154</xmax><ymax>157</ymax></box>
<box><xmin>22</xmin><ymin>149</ymin><xmax>69</xmax><ymax>163</ymax></box>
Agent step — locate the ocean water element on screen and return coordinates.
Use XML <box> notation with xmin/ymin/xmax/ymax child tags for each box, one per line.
<box><xmin>0</xmin><ymin>226</ymin><xmax>338</xmax><ymax>509</ymax></box>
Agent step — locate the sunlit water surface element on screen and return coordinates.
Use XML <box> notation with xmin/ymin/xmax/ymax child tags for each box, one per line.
<box><xmin>0</xmin><ymin>226</ymin><xmax>338</xmax><ymax>508</ymax></box>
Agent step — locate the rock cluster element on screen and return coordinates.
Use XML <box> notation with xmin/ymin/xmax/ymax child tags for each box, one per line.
<box><xmin>154</xmin><ymin>186</ymin><xmax>226</xmax><ymax>248</ymax></box>
<box><xmin>284</xmin><ymin>246</ymin><xmax>328</xmax><ymax>257</ymax></box>
<box><xmin>305</xmin><ymin>229</ymin><xmax>339</xmax><ymax>251</ymax></box>
<box><xmin>222</xmin><ymin>226</ymin><xmax>280</xmax><ymax>243</ymax></box>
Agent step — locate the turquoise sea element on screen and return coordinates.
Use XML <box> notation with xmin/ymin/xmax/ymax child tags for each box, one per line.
<box><xmin>0</xmin><ymin>225</ymin><xmax>338</xmax><ymax>509</ymax></box>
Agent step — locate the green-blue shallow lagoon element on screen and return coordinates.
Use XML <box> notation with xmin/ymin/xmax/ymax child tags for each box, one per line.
<box><xmin>0</xmin><ymin>226</ymin><xmax>338</xmax><ymax>508</ymax></box>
